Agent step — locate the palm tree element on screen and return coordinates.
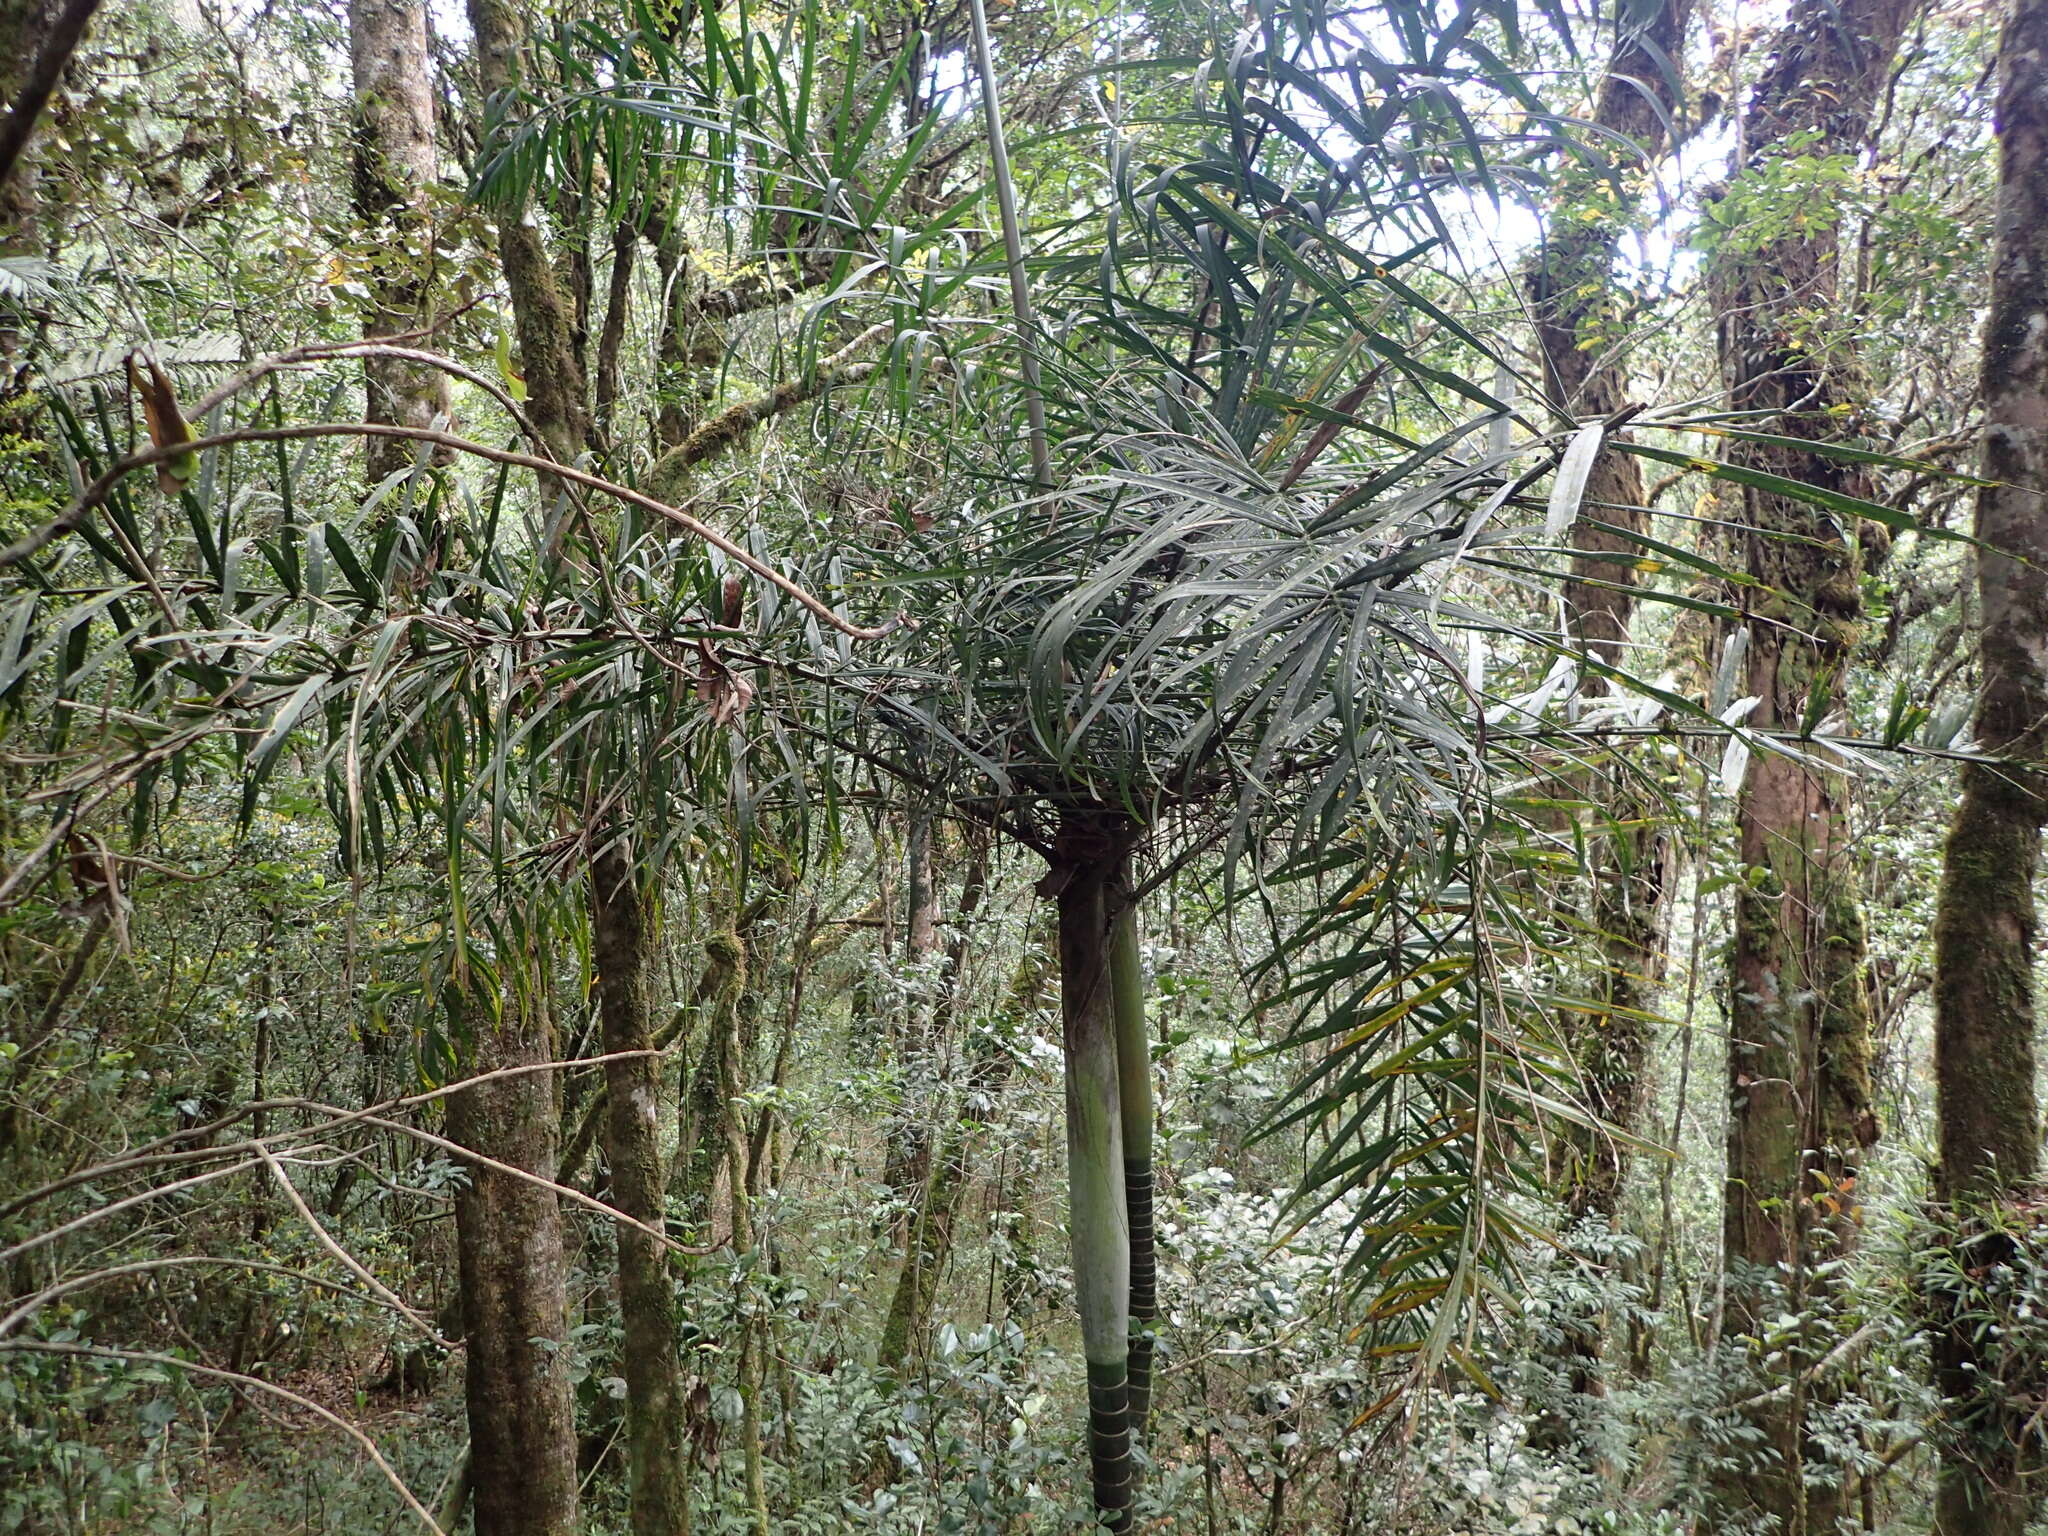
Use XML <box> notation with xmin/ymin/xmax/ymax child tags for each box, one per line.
<box><xmin>1</xmin><ymin>1</ymin><xmax>1977</xmax><ymax>1528</ymax></box>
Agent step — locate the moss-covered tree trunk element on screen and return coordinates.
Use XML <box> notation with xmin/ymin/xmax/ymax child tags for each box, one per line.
<box><xmin>1705</xmin><ymin>1</ymin><xmax>1919</xmax><ymax>1528</ymax></box>
<box><xmin>445</xmin><ymin>21</ymin><xmax>597</xmax><ymax>1524</ymax></box>
<box><xmin>448</xmin><ymin>976</ymin><xmax>580</xmax><ymax>1536</ymax></box>
<box><xmin>464</xmin><ymin>0</ymin><xmax>590</xmax><ymax>464</ymax></box>
<box><xmin>592</xmin><ymin>841</ymin><xmax>691</xmax><ymax>1536</ymax></box>
<box><xmin>883</xmin><ymin>806</ymin><xmax>943</xmax><ymax>1228</ymax></box>
<box><xmin>1050</xmin><ymin>811</ymin><xmax>1137</xmax><ymax>1530</ymax></box>
<box><xmin>345</xmin><ymin>0</ymin><xmax>450</xmax><ymax>487</ymax></box>
<box><xmin>1930</xmin><ymin>0</ymin><xmax>2048</xmax><ymax>1527</ymax></box>
<box><xmin>1525</xmin><ymin>0</ymin><xmax>1691</xmax><ymax>1228</ymax></box>
<box><xmin>1516</xmin><ymin>5</ymin><xmax>1692</xmax><ymax>1446</ymax></box>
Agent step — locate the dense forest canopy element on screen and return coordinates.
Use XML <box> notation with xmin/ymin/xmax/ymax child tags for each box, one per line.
<box><xmin>0</xmin><ymin>0</ymin><xmax>2044</xmax><ymax>1531</ymax></box>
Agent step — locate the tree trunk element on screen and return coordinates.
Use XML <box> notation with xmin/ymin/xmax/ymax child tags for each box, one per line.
<box><xmin>346</xmin><ymin>0</ymin><xmax>451</xmax><ymax>486</ymax></box>
<box><xmin>878</xmin><ymin>915</ymin><xmax>1046</xmax><ymax>1372</ymax></box>
<box><xmin>674</xmin><ymin>929</ymin><xmax>748</xmax><ymax>1243</ymax></box>
<box><xmin>465</xmin><ymin>0</ymin><xmax>590</xmax><ymax>463</ymax></box>
<box><xmin>0</xmin><ymin>0</ymin><xmax>96</xmax><ymax>208</ymax></box>
<box><xmin>1525</xmin><ymin>0</ymin><xmax>1692</xmax><ymax>1226</ymax></box>
<box><xmin>448</xmin><ymin>980</ymin><xmax>580</xmax><ymax>1536</ymax></box>
<box><xmin>1706</xmin><ymin>0</ymin><xmax>1920</xmax><ymax>1528</ymax></box>
<box><xmin>444</xmin><ymin>20</ymin><xmax>601</xmax><ymax>1525</ymax></box>
<box><xmin>592</xmin><ymin>841</ymin><xmax>691</xmax><ymax>1536</ymax></box>
<box><xmin>0</xmin><ymin>0</ymin><xmax>74</xmax><ymax>246</ymax></box>
<box><xmin>594</xmin><ymin>218</ymin><xmax>636</xmax><ymax>448</ymax></box>
<box><xmin>883</xmin><ymin>807</ymin><xmax>943</xmax><ymax>1226</ymax></box>
<box><xmin>1109</xmin><ymin>873</ymin><xmax>1157</xmax><ymax>1442</ymax></box>
<box><xmin>1931</xmin><ymin>0</ymin><xmax>2048</xmax><ymax>1527</ymax></box>
<box><xmin>0</xmin><ymin>0</ymin><xmax>85</xmax><ymax>446</ymax></box>
<box><xmin>721</xmin><ymin>1000</ymin><xmax>770</xmax><ymax>1536</ymax></box>
<box><xmin>1050</xmin><ymin>811</ymin><xmax>1137</xmax><ymax>1530</ymax></box>
<box><xmin>1518</xmin><ymin>4</ymin><xmax>1691</xmax><ymax>1444</ymax></box>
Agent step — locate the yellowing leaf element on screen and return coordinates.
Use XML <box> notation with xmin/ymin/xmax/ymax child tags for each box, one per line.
<box><xmin>126</xmin><ymin>352</ymin><xmax>198</xmax><ymax>496</ymax></box>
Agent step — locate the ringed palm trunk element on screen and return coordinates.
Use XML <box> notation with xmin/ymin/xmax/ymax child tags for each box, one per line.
<box><xmin>1109</xmin><ymin>872</ymin><xmax>1156</xmax><ymax>1443</ymax></box>
<box><xmin>448</xmin><ymin>972</ymin><xmax>579</xmax><ymax>1536</ymax></box>
<box><xmin>592</xmin><ymin>840</ymin><xmax>691</xmax><ymax>1536</ymax></box>
<box><xmin>1050</xmin><ymin>811</ymin><xmax>1136</xmax><ymax>1529</ymax></box>
<box><xmin>1705</xmin><ymin>0</ymin><xmax>1920</xmax><ymax>1528</ymax></box>
<box><xmin>1931</xmin><ymin>0</ymin><xmax>2048</xmax><ymax>1527</ymax></box>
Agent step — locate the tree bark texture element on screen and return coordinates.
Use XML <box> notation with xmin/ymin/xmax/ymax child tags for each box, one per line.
<box><xmin>448</xmin><ymin>985</ymin><xmax>580</xmax><ymax>1536</ymax></box>
<box><xmin>1520</xmin><ymin>0</ymin><xmax>1691</xmax><ymax>1436</ymax></box>
<box><xmin>1931</xmin><ymin>0</ymin><xmax>2048</xmax><ymax>1527</ymax></box>
<box><xmin>1707</xmin><ymin>0</ymin><xmax>1920</xmax><ymax>1529</ymax></box>
<box><xmin>465</xmin><ymin>0</ymin><xmax>590</xmax><ymax>462</ymax></box>
<box><xmin>592</xmin><ymin>841</ymin><xmax>691</xmax><ymax>1536</ymax></box>
<box><xmin>1525</xmin><ymin>0</ymin><xmax>1692</xmax><ymax>1228</ymax></box>
<box><xmin>346</xmin><ymin>0</ymin><xmax>451</xmax><ymax>485</ymax></box>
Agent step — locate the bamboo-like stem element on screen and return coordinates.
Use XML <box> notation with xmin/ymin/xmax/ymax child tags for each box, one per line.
<box><xmin>964</xmin><ymin>0</ymin><xmax>1052</xmax><ymax>491</ymax></box>
<box><xmin>1109</xmin><ymin>878</ymin><xmax>1157</xmax><ymax>1443</ymax></box>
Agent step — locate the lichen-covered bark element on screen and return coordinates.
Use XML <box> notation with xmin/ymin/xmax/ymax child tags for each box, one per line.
<box><xmin>1705</xmin><ymin>0</ymin><xmax>1920</xmax><ymax>1529</ymax></box>
<box><xmin>1520</xmin><ymin>1</ymin><xmax>1691</xmax><ymax>1423</ymax></box>
<box><xmin>1931</xmin><ymin>0</ymin><xmax>2048</xmax><ymax>1526</ymax></box>
<box><xmin>346</xmin><ymin>0</ymin><xmax>450</xmax><ymax>486</ymax></box>
<box><xmin>1527</xmin><ymin>0</ymin><xmax>1693</xmax><ymax>675</ymax></box>
<box><xmin>592</xmin><ymin>842</ymin><xmax>690</xmax><ymax>1536</ymax></box>
<box><xmin>447</xmin><ymin>984</ymin><xmax>580</xmax><ymax>1536</ymax></box>
<box><xmin>464</xmin><ymin>0</ymin><xmax>590</xmax><ymax>463</ymax></box>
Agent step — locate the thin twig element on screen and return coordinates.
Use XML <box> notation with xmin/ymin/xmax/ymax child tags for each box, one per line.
<box><xmin>0</xmin><ymin>1049</ymin><xmax>663</xmax><ymax>1222</ymax></box>
<box><xmin>0</xmin><ymin>1254</ymin><xmax>442</xmax><ymax>1338</ymax></box>
<box><xmin>254</xmin><ymin>1141</ymin><xmax>450</xmax><ymax>1346</ymax></box>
